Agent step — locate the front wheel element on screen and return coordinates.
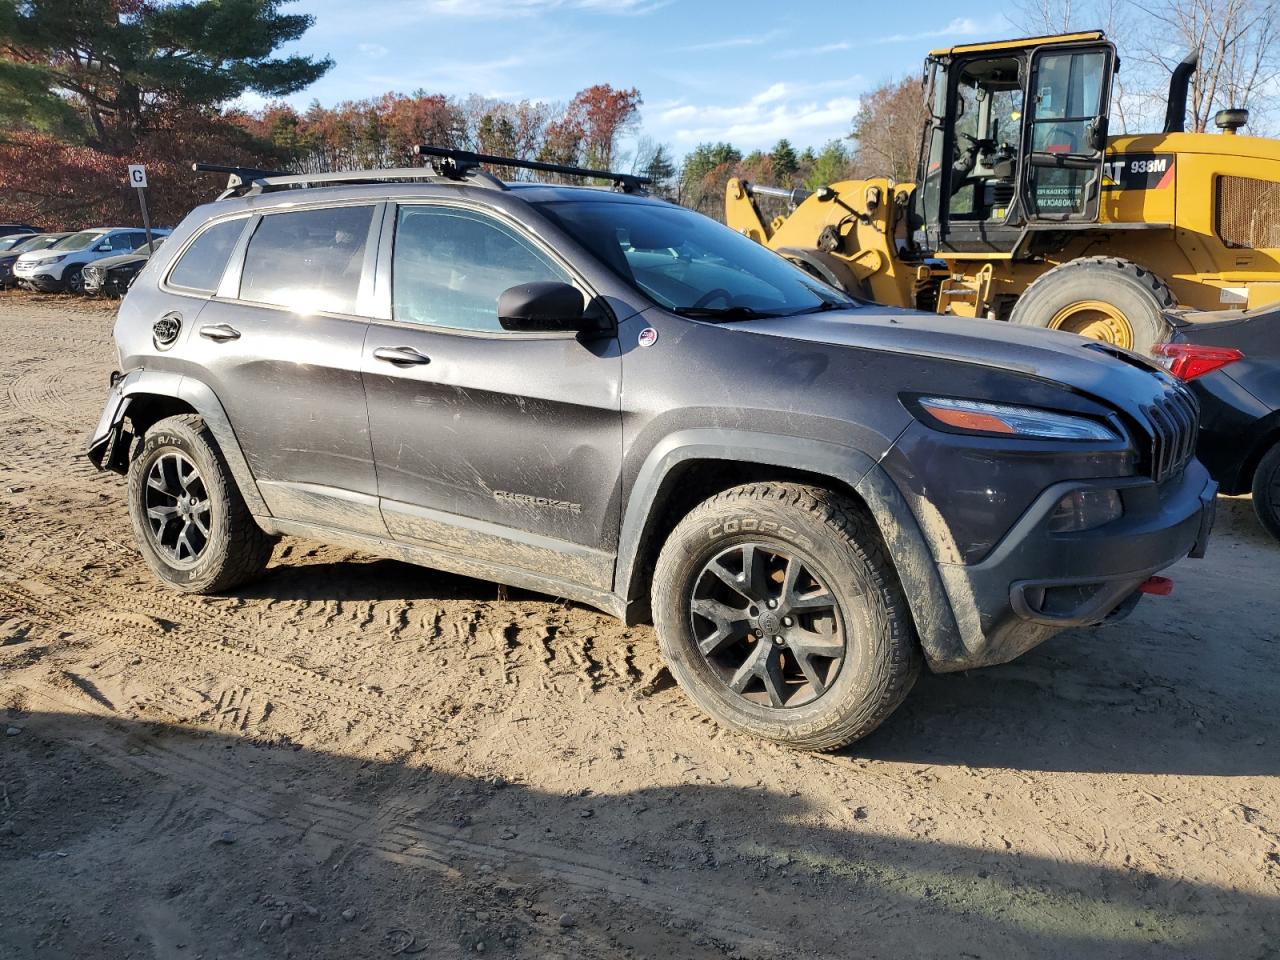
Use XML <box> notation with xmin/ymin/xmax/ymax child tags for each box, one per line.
<box><xmin>127</xmin><ymin>414</ymin><xmax>275</xmax><ymax>593</ymax></box>
<box><xmin>651</xmin><ymin>483</ymin><xmax>920</xmax><ymax>751</ymax></box>
<box><xmin>1252</xmin><ymin>442</ymin><xmax>1280</xmax><ymax>542</ymax></box>
<box><xmin>63</xmin><ymin>266</ymin><xmax>85</xmax><ymax>295</ymax></box>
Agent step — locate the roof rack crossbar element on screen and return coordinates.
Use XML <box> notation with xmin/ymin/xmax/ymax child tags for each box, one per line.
<box><xmin>414</xmin><ymin>145</ymin><xmax>650</xmax><ymax>194</ymax></box>
<box><xmin>192</xmin><ymin>162</ymin><xmax>290</xmax><ymax>195</ymax></box>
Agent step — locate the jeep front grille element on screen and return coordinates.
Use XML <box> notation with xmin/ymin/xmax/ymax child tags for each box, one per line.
<box><xmin>1141</xmin><ymin>383</ymin><xmax>1199</xmax><ymax>482</ymax></box>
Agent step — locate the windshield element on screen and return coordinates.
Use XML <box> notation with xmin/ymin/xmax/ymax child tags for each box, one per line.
<box><xmin>534</xmin><ymin>199</ymin><xmax>854</xmax><ymax>319</ymax></box>
<box><xmin>13</xmin><ymin>234</ymin><xmax>63</xmax><ymax>253</ymax></box>
<box><xmin>55</xmin><ymin>231</ymin><xmax>106</xmax><ymax>252</ymax></box>
<box><xmin>0</xmin><ymin>236</ymin><xmax>25</xmax><ymax>252</ymax></box>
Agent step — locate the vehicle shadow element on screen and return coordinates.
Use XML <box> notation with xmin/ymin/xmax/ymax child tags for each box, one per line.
<box><xmin>232</xmin><ymin>535</ymin><xmax>1279</xmax><ymax>779</ymax></box>
<box><xmin>1</xmin><ymin>706</ymin><xmax>1275</xmax><ymax>960</ymax></box>
<box><xmin>238</xmin><ymin>556</ymin><xmax>547</xmax><ymax>605</ymax></box>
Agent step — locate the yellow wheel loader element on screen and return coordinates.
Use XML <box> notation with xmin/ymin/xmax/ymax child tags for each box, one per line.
<box><xmin>725</xmin><ymin>31</ymin><xmax>1280</xmax><ymax>353</ymax></box>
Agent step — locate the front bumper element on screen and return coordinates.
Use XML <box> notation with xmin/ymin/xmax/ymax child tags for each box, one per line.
<box><xmin>928</xmin><ymin>459</ymin><xmax>1217</xmax><ymax>672</ymax></box>
<box><xmin>13</xmin><ymin>269</ymin><xmax>62</xmax><ymax>291</ymax></box>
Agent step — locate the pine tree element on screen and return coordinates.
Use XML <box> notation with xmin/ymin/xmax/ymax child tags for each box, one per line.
<box><xmin>0</xmin><ymin>0</ymin><xmax>332</xmax><ymax>153</ymax></box>
<box><xmin>771</xmin><ymin>138</ymin><xmax>798</xmax><ymax>183</ymax></box>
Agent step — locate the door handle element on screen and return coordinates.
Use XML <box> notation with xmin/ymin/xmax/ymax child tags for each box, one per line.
<box><xmin>373</xmin><ymin>346</ymin><xmax>431</xmax><ymax>366</ymax></box>
<box><xmin>199</xmin><ymin>323</ymin><xmax>241</xmax><ymax>342</ymax></box>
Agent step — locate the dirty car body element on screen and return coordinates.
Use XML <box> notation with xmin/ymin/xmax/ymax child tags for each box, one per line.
<box><xmin>87</xmin><ymin>165</ymin><xmax>1215</xmax><ymax>744</ymax></box>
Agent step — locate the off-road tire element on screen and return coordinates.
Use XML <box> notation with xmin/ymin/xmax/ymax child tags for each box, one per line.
<box><xmin>1251</xmin><ymin>441</ymin><xmax>1280</xmax><ymax>542</ymax></box>
<box><xmin>651</xmin><ymin>483</ymin><xmax>921</xmax><ymax>751</ymax></box>
<box><xmin>1010</xmin><ymin>256</ymin><xmax>1174</xmax><ymax>353</ymax></box>
<box><xmin>127</xmin><ymin>414</ymin><xmax>275</xmax><ymax>593</ymax></box>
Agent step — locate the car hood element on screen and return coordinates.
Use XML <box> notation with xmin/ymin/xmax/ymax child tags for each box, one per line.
<box><xmin>91</xmin><ymin>252</ymin><xmax>148</xmax><ymax>271</ymax></box>
<box><xmin>722</xmin><ymin>304</ymin><xmax>1179</xmax><ymax>412</ymax></box>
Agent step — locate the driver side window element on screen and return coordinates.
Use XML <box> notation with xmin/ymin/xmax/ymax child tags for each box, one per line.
<box><xmin>392</xmin><ymin>206</ymin><xmax>571</xmax><ymax>333</ymax></box>
<box><xmin>950</xmin><ymin>58</ymin><xmax>1023</xmax><ymax>221</ymax></box>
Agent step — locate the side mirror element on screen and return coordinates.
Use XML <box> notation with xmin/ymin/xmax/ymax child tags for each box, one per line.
<box><xmin>1087</xmin><ymin>116</ymin><xmax>1109</xmax><ymax>153</ymax></box>
<box><xmin>96</xmin><ymin>243</ymin><xmax>112</xmax><ymax>252</ymax></box>
<box><xmin>497</xmin><ymin>281</ymin><xmax>586</xmax><ymax>333</ymax></box>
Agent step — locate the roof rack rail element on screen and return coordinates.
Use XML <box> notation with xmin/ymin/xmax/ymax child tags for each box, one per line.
<box><xmin>415</xmin><ymin>145</ymin><xmax>650</xmax><ymax>194</ymax></box>
<box><xmin>193</xmin><ymin>162</ymin><xmax>503</xmax><ymax>199</ymax></box>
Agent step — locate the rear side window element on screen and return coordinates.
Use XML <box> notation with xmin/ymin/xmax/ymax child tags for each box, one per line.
<box><xmin>239</xmin><ymin>205</ymin><xmax>375</xmax><ymax>314</ymax></box>
<box><xmin>392</xmin><ymin>206</ymin><xmax>571</xmax><ymax>332</ymax></box>
<box><xmin>168</xmin><ymin>219</ymin><xmax>248</xmax><ymax>293</ymax></box>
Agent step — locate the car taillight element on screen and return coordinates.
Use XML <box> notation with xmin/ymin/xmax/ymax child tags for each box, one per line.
<box><xmin>1151</xmin><ymin>342</ymin><xmax>1244</xmax><ymax>381</ymax></box>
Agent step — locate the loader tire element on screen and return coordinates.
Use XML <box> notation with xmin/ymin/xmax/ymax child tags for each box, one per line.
<box><xmin>1010</xmin><ymin>256</ymin><xmax>1174</xmax><ymax>353</ymax></box>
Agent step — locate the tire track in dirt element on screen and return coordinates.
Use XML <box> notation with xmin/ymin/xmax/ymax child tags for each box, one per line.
<box><xmin>0</xmin><ymin>578</ymin><xmax>448</xmax><ymax>741</ymax></box>
<box><xmin>17</xmin><ymin>680</ymin><xmax>784</xmax><ymax>953</ymax></box>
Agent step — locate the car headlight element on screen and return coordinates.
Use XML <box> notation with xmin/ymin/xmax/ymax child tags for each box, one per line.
<box><xmin>914</xmin><ymin>396</ymin><xmax>1119</xmax><ymax>442</ymax></box>
<box><xmin>28</xmin><ymin>255</ymin><xmax>65</xmax><ymax>267</ymax></box>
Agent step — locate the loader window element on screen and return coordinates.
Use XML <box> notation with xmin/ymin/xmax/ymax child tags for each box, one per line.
<box><xmin>1024</xmin><ymin>48</ymin><xmax>1111</xmax><ymax>220</ymax></box>
<box><xmin>949</xmin><ymin>58</ymin><xmax>1023</xmax><ymax>222</ymax></box>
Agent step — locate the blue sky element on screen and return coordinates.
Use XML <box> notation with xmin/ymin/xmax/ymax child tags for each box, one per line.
<box><xmin>252</xmin><ymin>1</ymin><xmax>1018</xmax><ymax>158</ymax></box>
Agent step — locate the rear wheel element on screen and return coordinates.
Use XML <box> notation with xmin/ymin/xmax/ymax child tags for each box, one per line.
<box><xmin>127</xmin><ymin>414</ymin><xmax>275</xmax><ymax>593</ymax></box>
<box><xmin>1011</xmin><ymin>256</ymin><xmax>1174</xmax><ymax>352</ymax></box>
<box><xmin>651</xmin><ymin>483</ymin><xmax>920</xmax><ymax>751</ymax></box>
<box><xmin>1251</xmin><ymin>441</ymin><xmax>1280</xmax><ymax>541</ymax></box>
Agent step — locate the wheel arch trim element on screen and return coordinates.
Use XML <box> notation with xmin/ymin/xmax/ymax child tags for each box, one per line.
<box><xmin>93</xmin><ymin>370</ymin><xmax>270</xmax><ymax>517</ymax></box>
<box><xmin>614</xmin><ymin>429</ymin><xmax>964</xmax><ymax>663</ymax></box>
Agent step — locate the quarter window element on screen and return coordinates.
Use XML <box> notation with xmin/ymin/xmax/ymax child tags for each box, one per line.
<box><xmin>392</xmin><ymin>206</ymin><xmax>571</xmax><ymax>332</ymax></box>
<box><xmin>168</xmin><ymin>218</ymin><xmax>249</xmax><ymax>293</ymax></box>
<box><xmin>239</xmin><ymin>205</ymin><xmax>375</xmax><ymax>314</ymax></box>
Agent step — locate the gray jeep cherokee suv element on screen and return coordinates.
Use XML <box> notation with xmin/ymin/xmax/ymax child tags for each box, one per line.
<box><xmin>88</xmin><ymin>150</ymin><xmax>1216</xmax><ymax>750</ymax></box>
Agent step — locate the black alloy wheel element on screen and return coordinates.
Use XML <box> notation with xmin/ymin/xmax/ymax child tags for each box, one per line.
<box><xmin>143</xmin><ymin>451</ymin><xmax>212</xmax><ymax>567</ymax></box>
<box><xmin>690</xmin><ymin>542</ymin><xmax>846</xmax><ymax>709</ymax></box>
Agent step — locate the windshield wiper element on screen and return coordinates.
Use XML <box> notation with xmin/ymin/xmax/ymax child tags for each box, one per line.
<box><xmin>673</xmin><ymin>305</ymin><xmax>789</xmax><ymax>321</ymax></box>
<box><xmin>783</xmin><ymin>300</ymin><xmax>853</xmax><ymax>316</ymax></box>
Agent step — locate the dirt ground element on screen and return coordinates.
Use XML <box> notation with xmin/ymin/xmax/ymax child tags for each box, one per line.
<box><xmin>0</xmin><ymin>291</ymin><xmax>1277</xmax><ymax>960</ymax></box>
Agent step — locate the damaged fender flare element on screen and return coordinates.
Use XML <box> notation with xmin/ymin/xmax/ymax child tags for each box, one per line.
<box><xmin>85</xmin><ymin>369</ymin><xmax>270</xmax><ymax>518</ymax></box>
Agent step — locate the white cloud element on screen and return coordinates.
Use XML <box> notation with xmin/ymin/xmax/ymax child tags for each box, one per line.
<box><xmin>363</xmin><ymin>54</ymin><xmax>530</xmax><ymax>99</ymax></box>
<box><xmin>648</xmin><ymin>77</ymin><xmax>865</xmax><ymax>151</ymax></box>
<box><xmin>772</xmin><ymin>14</ymin><xmax>1010</xmax><ymax>59</ymax></box>
<box><xmin>679</xmin><ymin>29</ymin><xmax>786</xmax><ymax>53</ymax></box>
<box><xmin>357</xmin><ymin>42</ymin><xmax>389</xmax><ymax>59</ymax></box>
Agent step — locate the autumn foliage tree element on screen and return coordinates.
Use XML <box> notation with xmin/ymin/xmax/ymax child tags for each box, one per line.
<box><xmin>849</xmin><ymin>76</ymin><xmax>928</xmax><ymax>183</ymax></box>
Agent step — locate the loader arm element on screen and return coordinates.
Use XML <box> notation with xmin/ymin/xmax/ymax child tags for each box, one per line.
<box><xmin>725</xmin><ymin>176</ymin><xmax>924</xmax><ymax>308</ymax></box>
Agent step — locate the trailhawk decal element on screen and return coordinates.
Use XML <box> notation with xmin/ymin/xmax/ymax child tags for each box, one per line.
<box><xmin>493</xmin><ymin>489</ymin><xmax>582</xmax><ymax>515</ymax></box>
<box><xmin>1102</xmin><ymin>154</ymin><xmax>1175</xmax><ymax>192</ymax></box>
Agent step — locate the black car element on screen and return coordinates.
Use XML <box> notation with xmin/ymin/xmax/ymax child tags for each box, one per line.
<box><xmin>0</xmin><ymin>223</ymin><xmax>39</xmax><ymax>240</ymax></box>
<box><xmin>0</xmin><ymin>232</ymin><xmax>72</xmax><ymax>289</ymax></box>
<box><xmin>83</xmin><ymin>238</ymin><xmax>165</xmax><ymax>297</ymax></box>
<box><xmin>1154</xmin><ymin>306</ymin><xmax>1280</xmax><ymax>539</ymax></box>
<box><xmin>87</xmin><ymin>149</ymin><xmax>1215</xmax><ymax>750</ymax></box>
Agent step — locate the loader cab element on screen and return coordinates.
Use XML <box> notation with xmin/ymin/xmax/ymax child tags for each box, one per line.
<box><xmin>913</xmin><ymin>32</ymin><xmax>1116</xmax><ymax>256</ymax></box>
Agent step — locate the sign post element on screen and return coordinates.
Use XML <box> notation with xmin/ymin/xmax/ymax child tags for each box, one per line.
<box><xmin>127</xmin><ymin>164</ymin><xmax>154</xmax><ymax>249</ymax></box>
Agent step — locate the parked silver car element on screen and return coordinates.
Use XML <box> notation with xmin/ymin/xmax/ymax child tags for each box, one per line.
<box><xmin>0</xmin><ymin>232</ymin><xmax>72</xmax><ymax>289</ymax></box>
<box><xmin>13</xmin><ymin>227</ymin><xmax>168</xmax><ymax>293</ymax></box>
